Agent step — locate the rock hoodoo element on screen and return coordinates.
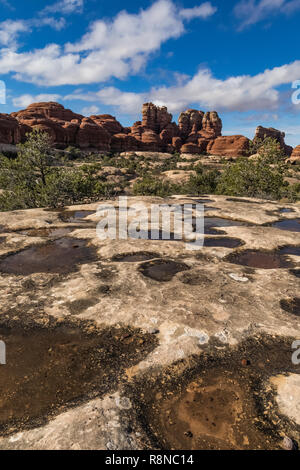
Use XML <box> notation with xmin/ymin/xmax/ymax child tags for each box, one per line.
<box><xmin>0</xmin><ymin>101</ymin><xmax>296</xmax><ymax>158</ymax></box>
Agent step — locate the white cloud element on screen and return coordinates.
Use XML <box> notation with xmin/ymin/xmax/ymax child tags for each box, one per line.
<box><xmin>12</xmin><ymin>93</ymin><xmax>62</xmax><ymax>108</ymax></box>
<box><xmin>234</xmin><ymin>0</ymin><xmax>300</xmax><ymax>29</ymax></box>
<box><xmin>0</xmin><ymin>1</ymin><xmax>217</xmax><ymax>86</ymax></box>
<box><xmin>0</xmin><ymin>15</ymin><xmax>66</xmax><ymax>49</ymax></box>
<box><xmin>42</xmin><ymin>0</ymin><xmax>84</xmax><ymax>15</ymax></box>
<box><xmin>33</xmin><ymin>17</ymin><xmax>66</xmax><ymax>31</ymax></box>
<box><xmin>65</xmin><ymin>61</ymin><xmax>300</xmax><ymax>114</ymax></box>
<box><xmin>0</xmin><ymin>20</ymin><xmax>29</xmax><ymax>47</ymax></box>
<box><xmin>81</xmin><ymin>105</ymin><xmax>100</xmax><ymax>115</ymax></box>
<box><xmin>179</xmin><ymin>2</ymin><xmax>217</xmax><ymax>20</ymax></box>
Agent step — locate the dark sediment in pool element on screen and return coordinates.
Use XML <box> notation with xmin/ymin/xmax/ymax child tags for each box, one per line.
<box><xmin>0</xmin><ymin>320</ymin><xmax>157</xmax><ymax>435</ymax></box>
<box><xmin>280</xmin><ymin>298</ymin><xmax>300</xmax><ymax>317</ymax></box>
<box><xmin>195</xmin><ymin>199</ymin><xmax>215</xmax><ymax>204</ymax></box>
<box><xmin>58</xmin><ymin>210</ymin><xmax>95</xmax><ymax>223</ymax></box>
<box><xmin>19</xmin><ymin>227</ymin><xmax>74</xmax><ymax>238</ymax></box>
<box><xmin>128</xmin><ymin>230</ymin><xmax>179</xmax><ymax>241</ymax></box>
<box><xmin>112</xmin><ymin>252</ymin><xmax>160</xmax><ymax>263</ymax></box>
<box><xmin>290</xmin><ymin>269</ymin><xmax>300</xmax><ymax>278</ymax></box>
<box><xmin>0</xmin><ymin>238</ymin><xmax>97</xmax><ymax>275</ymax></box>
<box><xmin>204</xmin><ymin>237</ymin><xmax>244</xmax><ymax>248</ymax></box>
<box><xmin>226</xmin><ymin>198</ymin><xmax>261</xmax><ymax>204</ymax></box>
<box><xmin>225</xmin><ymin>246</ymin><xmax>300</xmax><ymax>269</ymax></box>
<box><xmin>126</xmin><ymin>335</ymin><xmax>300</xmax><ymax>450</ymax></box>
<box><xmin>139</xmin><ymin>259</ymin><xmax>190</xmax><ymax>282</ymax></box>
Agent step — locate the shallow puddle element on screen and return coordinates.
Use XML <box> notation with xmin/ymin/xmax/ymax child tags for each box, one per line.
<box><xmin>272</xmin><ymin>219</ymin><xmax>300</xmax><ymax>232</ymax></box>
<box><xmin>204</xmin><ymin>237</ymin><xmax>244</xmax><ymax>248</ymax></box>
<box><xmin>128</xmin><ymin>230</ymin><xmax>179</xmax><ymax>241</ymax></box>
<box><xmin>112</xmin><ymin>252</ymin><xmax>160</xmax><ymax>263</ymax></box>
<box><xmin>19</xmin><ymin>227</ymin><xmax>73</xmax><ymax>238</ymax></box>
<box><xmin>203</xmin><ymin>217</ymin><xmax>249</xmax><ymax>235</ymax></box>
<box><xmin>290</xmin><ymin>269</ymin><xmax>300</xmax><ymax>278</ymax></box>
<box><xmin>280</xmin><ymin>298</ymin><xmax>300</xmax><ymax>317</ymax></box>
<box><xmin>0</xmin><ymin>238</ymin><xmax>97</xmax><ymax>275</ymax></box>
<box><xmin>0</xmin><ymin>321</ymin><xmax>156</xmax><ymax>434</ymax></box>
<box><xmin>139</xmin><ymin>259</ymin><xmax>190</xmax><ymax>282</ymax></box>
<box><xmin>226</xmin><ymin>198</ymin><xmax>261</xmax><ymax>204</ymax></box>
<box><xmin>279</xmin><ymin>208</ymin><xmax>295</xmax><ymax>214</ymax></box>
<box><xmin>128</xmin><ymin>335</ymin><xmax>299</xmax><ymax>450</ymax></box>
<box><xmin>195</xmin><ymin>199</ymin><xmax>215</xmax><ymax>204</ymax></box>
<box><xmin>225</xmin><ymin>246</ymin><xmax>300</xmax><ymax>269</ymax></box>
<box><xmin>204</xmin><ymin>206</ymin><xmax>221</xmax><ymax>212</ymax></box>
<box><xmin>58</xmin><ymin>210</ymin><xmax>95</xmax><ymax>223</ymax></box>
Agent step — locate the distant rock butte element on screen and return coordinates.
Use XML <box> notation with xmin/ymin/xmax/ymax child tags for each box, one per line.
<box><xmin>0</xmin><ymin>101</ymin><xmax>296</xmax><ymax>158</ymax></box>
<box><xmin>254</xmin><ymin>126</ymin><xmax>293</xmax><ymax>157</ymax></box>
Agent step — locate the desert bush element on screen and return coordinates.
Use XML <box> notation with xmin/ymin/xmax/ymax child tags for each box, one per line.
<box><xmin>215</xmin><ymin>137</ymin><xmax>293</xmax><ymax>200</ymax></box>
<box><xmin>64</xmin><ymin>146</ymin><xmax>83</xmax><ymax>160</ymax></box>
<box><xmin>216</xmin><ymin>158</ymin><xmax>286</xmax><ymax>200</ymax></box>
<box><xmin>133</xmin><ymin>176</ymin><xmax>179</xmax><ymax>197</ymax></box>
<box><xmin>0</xmin><ymin>130</ymin><xmax>115</xmax><ymax>210</ymax></box>
<box><xmin>184</xmin><ymin>166</ymin><xmax>220</xmax><ymax>195</ymax></box>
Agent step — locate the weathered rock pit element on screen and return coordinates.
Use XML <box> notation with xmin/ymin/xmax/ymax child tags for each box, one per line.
<box><xmin>225</xmin><ymin>246</ymin><xmax>300</xmax><ymax>269</ymax></box>
<box><xmin>139</xmin><ymin>259</ymin><xmax>190</xmax><ymax>282</ymax></box>
<box><xmin>125</xmin><ymin>335</ymin><xmax>300</xmax><ymax>450</ymax></box>
<box><xmin>280</xmin><ymin>298</ymin><xmax>300</xmax><ymax>317</ymax></box>
<box><xmin>0</xmin><ymin>319</ymin><xmax>157</xmax><ymax>436</ymax></box>
<box><xmin>112</xmin><ymin>252</ymin><xmax>160</xmax><ymax>263</ymax></box>
<box><xmin>272</xmin><ymin>218</ymin><xmax>300</xmax><ymax>232</ymax></box>
<box><xmin>0</xmin><ymin>195</ymin><xmax>299</xmax><ymax>449</ymax></box>
<box><xmin>0</xmin><ymin>238</ymin><xmax>97</xmax><ymax>275</ymax></box>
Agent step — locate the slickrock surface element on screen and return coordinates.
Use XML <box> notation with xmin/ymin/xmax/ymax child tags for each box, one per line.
<box><xmin>0</xmin><ymin>196</ymin><xmax>299</xmax><ymax>449</ymax></box>
<box><xmin>2</xmin><ymin>101</ymin><xmax>296</xmax><ymax>158</ymax></box>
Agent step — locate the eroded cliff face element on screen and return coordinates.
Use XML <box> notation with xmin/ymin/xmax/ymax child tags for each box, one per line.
<box><xmin>0</xmin><ymin>101</ymin><xmax>296</xmax><ymax>158</ymax></box>
<box><xmin>289</xmin><ymin>145</ymin><xmax>300</xmax><ymax>163</ymax></box>
<box><xmin>254</xmin><ymin>126</ymin><xmax>293</xmax><ymax>157</ymax></box>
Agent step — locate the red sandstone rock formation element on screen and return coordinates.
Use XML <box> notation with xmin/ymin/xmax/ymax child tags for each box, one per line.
<box><xmin>206</xmin><ymin>135</ymin><xmax>250</xmax><ymax>158</ymax></box>
<box><xmin>76</xmin><ymin>118</ymin><xmax>111</xmax><ymax>151</ymax></box>
<box><xmin>201</xmin><ymin>111</ymin><xmax>222</xmax><ymax>139</ymax></box>
<box><xmin>142</xmin><ymin>103</ymin><xmax>172</xmax><ymax>133</ymax></box>
<box><xmin>110</xmin><ymin>134</ymin><xmax>140</xmax><ymax>153</ymax></box>
<box><xmin>90</xmin><ymin>114</ymin><xmax>123</xmax><ymax>135</ymax></box>
<box><xmin>254</xmin><ymin>126</ymin><xmax>293</xmax><ymax>156</ymax></box>
<box><xmin>0</xmin><ymin>101</ymin><xmax>295</xmax><ymax>159</ymax></box>
<box><xmin>288</xmin><ymin>145</ymin><xmax>300</xmax><ymax>163</ymax></box>
<box><xmin>0</xmin><ymin>114</ymin><xmax>21</xmax><ymax>144</ymax></box>
<box><xmin>178</xmin><ymin>109</ymin><xmax>204</xmax><ymax>139</ymax></box>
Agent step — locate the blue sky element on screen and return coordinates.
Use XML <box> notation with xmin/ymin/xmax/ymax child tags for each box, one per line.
<box><xmin>0</xmin><ymin>0</ymin><xmax>300</xmax><ymax>145</ymax></box>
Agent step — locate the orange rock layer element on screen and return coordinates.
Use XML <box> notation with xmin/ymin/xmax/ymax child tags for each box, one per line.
<box><xmin>0</xmin><ymin>101</ymin><xmax>295</xmax><ymax>158</ymax></box>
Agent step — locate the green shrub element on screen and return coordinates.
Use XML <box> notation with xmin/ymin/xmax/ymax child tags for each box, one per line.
<box><xmin>0</xmin><ymin>130</ymin><xmax>115</xmax><ymax>210</ymax></box>
<box><xmin>184</xmin><ymin>167</ymin><xmax>220</xmax><ymax>195</ymax></box>
<box><xmin>216</xmin><ymin>157</ymin><xmax>286</xmax><ymax>200</ymax></box>
<box><xmin>133</xmin><ymin>176</ymin><xmax>179</xmax><ymax>197</ymax></box>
